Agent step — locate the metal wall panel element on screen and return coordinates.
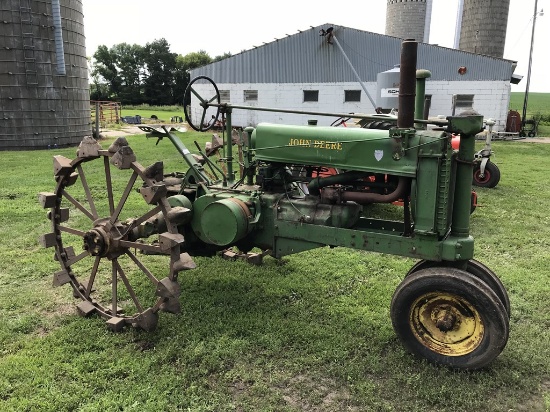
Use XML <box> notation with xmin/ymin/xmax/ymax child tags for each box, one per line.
<box><xmin>191</xmin><ymin>24</ymin><xmax>515</xmax><ymax>84</ymax></box>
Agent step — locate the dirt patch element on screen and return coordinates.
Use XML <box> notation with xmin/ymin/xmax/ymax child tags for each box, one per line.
<box><xmin>522</xmin><ymin>137</ymin><xmax>550</xmax><ymax>143</ymax></box>
<box><xmin>99</xmin><ymin>125</ymin><xmax>146</xmax><ymax>139</ymax></box>
<box><xmin>275</xmin><ymin>374</ymin><xmax>358</xmax><ymax>411</ymax></box>
<box><xmin>98</xmin><ymin>123</ymin><xmax>189</xmax><ymax>139</ymax></box>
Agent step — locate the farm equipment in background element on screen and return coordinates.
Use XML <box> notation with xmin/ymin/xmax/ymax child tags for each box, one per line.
<box><xmin>519</xmin><ymin>117</ymin><xmax>539</xmax><ymax>138</ymax></box>
<box><xmin>452</xmin><ymin>118</ymin><xmax>501</xmax><ymax>188</ymax></box>
<box><xmin>472</xmin><ymin>119</ymin><xmax>501</xmax><ymax>188</ymax></box>
<box><xmin>38</xmin><ymin>40</ymin><xmax>509</xmax><ymax>370</ymax></box>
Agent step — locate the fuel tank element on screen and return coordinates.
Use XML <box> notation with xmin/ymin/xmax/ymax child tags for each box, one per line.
<box><xmin>249</xmin><ymin>123</ymin><xmax>447</xmax><ymax>177</ymax></box>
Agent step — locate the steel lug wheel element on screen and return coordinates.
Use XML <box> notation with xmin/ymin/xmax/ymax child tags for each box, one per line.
<box><xmin>39</xmin><ymin>137</ymin><xmax>195</xmax><ymax>331</ymax></box>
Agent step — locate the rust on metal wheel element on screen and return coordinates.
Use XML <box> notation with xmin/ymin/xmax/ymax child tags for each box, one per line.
<box><xmin>39</xmin><ymin>137</ymin><xmax>195</xmax><ymax>331</ymax></box>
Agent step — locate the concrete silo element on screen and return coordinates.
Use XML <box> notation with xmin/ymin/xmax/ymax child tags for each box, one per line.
<box><xmin>458</xmin><ymin>0</ymin><xmax>510</xmax><ymax>58</ymax></box>
<box><xmin>0</xmin><ymin>0</ymin><xmax>90</xmax><ymax>150</ymax></box>
<box><xmin>385</xmin><ymin>0</ymin><xmax>433</xmax><ymax>43</ymax></box>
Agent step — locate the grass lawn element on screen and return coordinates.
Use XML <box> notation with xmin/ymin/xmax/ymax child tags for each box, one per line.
<box><xmin>119</xmin><ymin>104</ymin><xmax>185</xmax><ymax>124</ymax></box>
<box><xmin>510</xmin><ymin>92</ymin><xmax>550</xmax><ymax>136</ymax></box>
<box><xmin>509</xmin><ymin>92</ymin><xmax>550</xmax><ymax>116</ymax></box>
<box><xmin>0</xmin><ymin>133</ymin><xmax>548</xmax><ymax>411</ymax></box>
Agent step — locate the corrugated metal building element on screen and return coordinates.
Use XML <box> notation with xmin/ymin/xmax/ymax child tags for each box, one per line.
<box><xmin>189</xmin><ymin>24</ymin><xmax>517</xmax><ymax>131</ymax></box>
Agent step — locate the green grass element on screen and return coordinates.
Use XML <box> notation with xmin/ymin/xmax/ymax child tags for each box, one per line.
<box><xmin>0</xmin><ymin>136</ymin><xmax>548</xmax><ymax>411</ymax></box>
<box><xmin>120</xmin><ymin>105</ymin><xmax>185</xmax><ymax>123</ymax></box>
<box><xmin>510</xmin><ymin>92</ymin><xmax>550</xmax><ymax>136</ymax></box>
<box><xmin>509</xmin><ymin>92</ymin><xmax>550</xmax><ymax>117</ymax></box>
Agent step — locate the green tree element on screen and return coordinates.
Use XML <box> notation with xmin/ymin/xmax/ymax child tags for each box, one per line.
<box><xmin>89</xmin><ymin>42</ymin><xmax>225</xmax><ymax>106</ymax></box>
<box><xmin>142</xmin><ymin>38</ymin><xmax>177</xmax><ymax>105</ymax></box>
<box><xmin>112</xmin><ymin>43</ymin><xmax>145</xmax><ymax>104</ymax></box>
<box><xmin>91</xmin><ymin>45</ymin><xmax>121</xmax><ymax>99</ymax></box>
<box><xmin>213</xmin><ymin>52</ymin><xmax>232</xmax><ymax>62</ymax></box>
<box><xmin>174</xmin><ymin>51</ymin><xmax>213</xmax><ymax>105</ymax></box>
<box><xmin>87</xmin><ymin>56</ymin><xmax>109</xmax><ymax>101</ymax></box>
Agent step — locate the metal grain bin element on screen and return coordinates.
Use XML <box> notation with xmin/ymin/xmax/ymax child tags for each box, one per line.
<box><xmin>0</xmin><ymin>0</ymin><xmax>90</xmax><ymax>150</ymax></box>
<box><xmin>376</xmin><ymin>66</ymin><xmax>400</xmax><ymax>112</ymax></box>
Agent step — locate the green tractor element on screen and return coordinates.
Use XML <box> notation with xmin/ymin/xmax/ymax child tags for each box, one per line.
<box><xmin>39</xmin><ymin>40</ymin><xmax>509</xmax><ymax>370</ymax></box>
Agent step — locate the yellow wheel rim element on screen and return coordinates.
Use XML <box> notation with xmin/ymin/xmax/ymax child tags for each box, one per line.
<box><xmin>409</xmin><ymin>292</ymin><xmax>484</xmax><ymax>356</ymax></box>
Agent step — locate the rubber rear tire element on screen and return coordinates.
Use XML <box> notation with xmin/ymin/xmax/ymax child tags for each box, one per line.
<box><xmin>362</xmin><ymin>121</ymin><xmax>394</xmax><ymax>130</ymax></box>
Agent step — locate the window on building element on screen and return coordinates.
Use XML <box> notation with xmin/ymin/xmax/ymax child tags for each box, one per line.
<box><xmin>452</xmin><ymin>94</ymin><xmax>474</xmax><ymax>115</ymax></box>
<box><xmin>345</xmin><ymin>90</ymin><xmax>361</xmax><ymax>102</ymax></box>
<box><xmin>244</xmin><ymin>90</ymin><xmax>258</xmax><ymax>101</ymax></box>
<box><xmin>220</xmin><ymin>90</ymin><xmax>230</xmax><ymax>103</ymax></box>
<box><xmin>303</xmin><ymin>90</ymin><xmax>319</xmax><ymax>102</ymax></box>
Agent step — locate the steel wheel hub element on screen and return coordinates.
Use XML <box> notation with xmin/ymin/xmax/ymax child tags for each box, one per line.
<box><xmin>83</xmin><ymin>219</ymin><xmax>127</xmax><ymax>258</ymax></box>
<box><xmin>410</xmin><ymin>292</ymin><xmax>484</xmax><ymax>356</ymax></box>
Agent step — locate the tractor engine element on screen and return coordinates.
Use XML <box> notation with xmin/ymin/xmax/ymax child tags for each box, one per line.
<box><xmin>177</xmin><ymin>122</ymin><xmax>462</xmax><ymax>262</ymax></box>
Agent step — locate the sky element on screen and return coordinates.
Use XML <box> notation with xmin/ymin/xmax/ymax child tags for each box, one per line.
<box><xmin>82</xmin><ymin>0</ymin><xmax>549</xmax><ymax>93</ymax></box>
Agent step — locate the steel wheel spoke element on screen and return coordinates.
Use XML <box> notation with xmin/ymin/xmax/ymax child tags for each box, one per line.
<box><xmin>76</xmin><ymin>164</ymin><xmax>98</xmax><ymax>220</ymax></box>
<box><xmin>110</xmin><ymin>171</ymin><xmax>138</xmax><ymax>225</ymax></box>
<box><xmin>111</xmin><ymin>261</ymin><xmax>118</xmax><ymax>315</ymax></box>
<box><xmin>114</xmin><ymin>260</ymin><xmax>143</xmax><ymax>312</ymax></box>
<box><xmin>86</xmin><ymin>256</ymin><xmax>101</xmax><ymax>298</ymax></box>
<box><xmin>62</xmin><ymin>189</ymin><xmax>95</xmax><ymax>220</ymax></box>
<box><xmin>118</xmin><ymin>239</ymin><xmax>164</xmax><ymax>255</ymax></box>
<box><xmin>104</xmin><ymin>157</ymin><xmax>115</xmax><ymax>215</ymax></box>
<box><xmin>66</xmin><ymin>250</ymin><xmax>90</xmax><ymax>266</ymax></box>
<box><xmin>125</xmin><ymin>250</ymin><xmax>159</xmax><ymax>284</ymax></box>
<box><xmin>121</xmin><ymin>205</ymin><xmax>162</xmax><ymax>237</ymax></box>
<box><xmin>58</xmin><ymin>225</ymin><xmax>87</xmax><ymax>237</ymax></box>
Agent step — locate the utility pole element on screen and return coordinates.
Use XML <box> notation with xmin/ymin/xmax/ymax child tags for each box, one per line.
<box><xmin>521</xmin><ymin>0</ymin><xmax>543</xmax><ymax>130</ymax></box>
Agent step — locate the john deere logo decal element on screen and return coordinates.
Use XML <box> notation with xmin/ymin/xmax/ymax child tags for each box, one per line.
<box><xmin>374</xmin><ymin>150</ymin><xmax>384</xmax><ymax>161</ymax></box>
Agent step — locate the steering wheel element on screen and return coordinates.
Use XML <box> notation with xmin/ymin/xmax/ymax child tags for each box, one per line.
<box><xmin>183</xmin><ymin>76</ymin><xmax>221</xmax><ymax>132</ymax></box>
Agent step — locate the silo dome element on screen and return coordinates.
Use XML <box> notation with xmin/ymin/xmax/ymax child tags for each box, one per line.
<box><xmin>0</xmin><ymin>0</ymin><xmax>91</xmax><ymax>150</ymax></box>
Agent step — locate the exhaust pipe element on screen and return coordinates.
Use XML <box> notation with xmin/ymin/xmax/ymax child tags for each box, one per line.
<box><xmin>320</xmin><ymin>177</ymin><xmax>410</xmax><ymax>205</ymax></box>
<box><xmin>397</xmin><ymin>39</ymin><xmax>418</xmax><ymax>129</ymax></box>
